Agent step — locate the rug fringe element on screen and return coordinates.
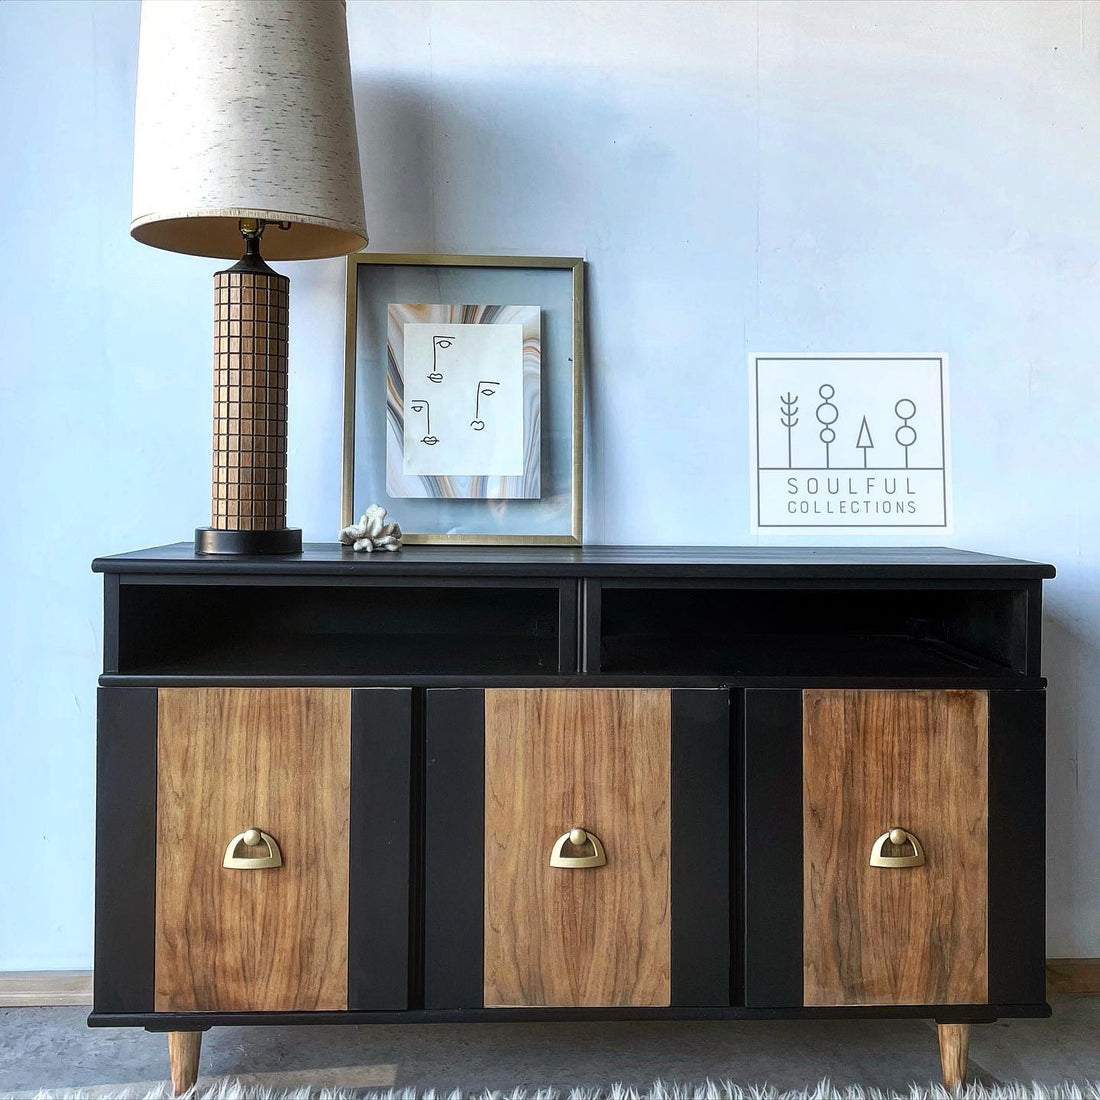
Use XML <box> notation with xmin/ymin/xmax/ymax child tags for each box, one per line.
<box><xmin>25</xmin><ymin>1080</ymin><xmax>1100</xmax><ymax>1100</ymax></box>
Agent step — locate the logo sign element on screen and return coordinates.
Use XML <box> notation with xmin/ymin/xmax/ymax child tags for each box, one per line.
<box><xmin>749</xmin><ymin>354</ymin><xmax>951</xmax><ymax>532</ymax></box>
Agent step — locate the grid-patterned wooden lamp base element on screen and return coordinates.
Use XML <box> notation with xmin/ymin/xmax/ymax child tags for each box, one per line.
<box><xmin>195</xmin><ymin>246</ymin><xmax>302</xmax><ymax>555</ymax></box>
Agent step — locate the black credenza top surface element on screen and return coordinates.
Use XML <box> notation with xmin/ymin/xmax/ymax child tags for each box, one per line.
<box><xmin>93</xmin><ymin>542</ymin><xmax>1055</xmax><ymax>580</ymax></box>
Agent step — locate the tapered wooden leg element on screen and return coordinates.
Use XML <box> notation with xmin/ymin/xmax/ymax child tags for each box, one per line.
<box><xmin>938</xmin><ymin>1023</ymin><xmax>970</xmax><ymax>1089</ymax></box>
<box><xmin>167</xmin><ymin>1031</ymin><xmax>202</xmax><ymax>1095</ymax></box>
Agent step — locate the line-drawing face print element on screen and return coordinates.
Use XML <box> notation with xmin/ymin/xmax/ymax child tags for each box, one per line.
<box><xmin>429</xmin><ymin>335</ymin><xmax>454</xmax><ymax>383</ymax></box>
<box><xmin>408</xmin><ymin>399</ymin><xmax>439</xmax><ymax>445</ymax></box>
<box><xmin>470</xmin><ymin>380</ymin><xmax>500</xmax><ymax>431</ymax></box>
<box><xmin>391</xmin><ymin>312</ymin><xmax>536</xmax><ymax>488</ymax></box>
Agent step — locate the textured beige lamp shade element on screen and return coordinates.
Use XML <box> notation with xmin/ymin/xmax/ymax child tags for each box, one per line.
<box><xmin>130</xmin><ymin>0</ymin><xmax>367</xmax><ymax>555</ymax></box>
<box><xmin>131</xmin><ymin>0</ymin><xmax>367</xmax><ymax>260</ymax></box>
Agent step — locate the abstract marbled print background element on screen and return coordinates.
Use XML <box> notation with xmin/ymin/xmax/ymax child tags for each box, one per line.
<box><xmin>385</xmin><ymin>303</ymin><xmax>541</xmax><ymax>499</ymax></box>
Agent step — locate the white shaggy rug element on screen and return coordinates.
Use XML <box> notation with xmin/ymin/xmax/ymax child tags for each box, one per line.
<box><xmin>24</xmin><ymin>1082</ymin><xmax>1100</xmax><ymax>1100</ymax></box>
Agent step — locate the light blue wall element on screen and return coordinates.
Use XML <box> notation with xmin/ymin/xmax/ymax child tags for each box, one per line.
<box><xmin>2</xmin><ymin>0</ymin><xmax>1098</xmax><ymax>968</ymax></box>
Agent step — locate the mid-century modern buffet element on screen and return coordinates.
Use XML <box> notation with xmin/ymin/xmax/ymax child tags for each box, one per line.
<box><xmin>91</xmin><ymin>543</ymin><xmax>1054</xmax><ymax>1093</ymax></box>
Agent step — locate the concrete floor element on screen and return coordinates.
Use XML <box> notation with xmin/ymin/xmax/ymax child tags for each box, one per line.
<box><xmin>1</xmin><ymin>998</ymin><xmax>1098</xmax><ymax>1096</ymax></box>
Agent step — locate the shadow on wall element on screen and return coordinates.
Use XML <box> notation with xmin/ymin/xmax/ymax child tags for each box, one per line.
<box><xmin>353</xmin><ymin>76</ymin><xmax>436</xmax><ymax>253</ymax></box>
<box><xmin>348</xmin><ymin>67</ymin><xmax>744</xmax><ymax>543</ymax></box>
<box><xmin>1041</xmin><ymin>611</ymin><xmax>1093</xmax><ymax>957</ymax></box>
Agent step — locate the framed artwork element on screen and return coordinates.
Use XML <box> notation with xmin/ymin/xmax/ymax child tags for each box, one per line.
<box><xmin>343</xmin><ymin>254</ymin><xmax>584</xmax><ymax>544</ymax></box>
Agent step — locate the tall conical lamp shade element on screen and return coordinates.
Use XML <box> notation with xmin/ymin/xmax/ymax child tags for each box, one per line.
<box><xmin>130</xmin><ymin>0</ymin><xmax>367</xmax><ymax>554</ymax></box>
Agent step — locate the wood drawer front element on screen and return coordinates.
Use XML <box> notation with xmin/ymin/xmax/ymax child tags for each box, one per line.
<box><xmin>155</xmin><ymin>688</ymin><xmax>351</xmax><ymax>1012</ymax></box>
<box><xmin>802</xmin><ymin>689</ymin><xmax>988</xmax><ymax>1006</ymax></box>
<box><xmin>484</xmin><ymin>688</ymin><xmax>672</xmax><ymax>1007</ymax></box>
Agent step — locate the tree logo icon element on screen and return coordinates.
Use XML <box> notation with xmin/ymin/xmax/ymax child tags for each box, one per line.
<box><xmin>779</xmin><ymin>392</ymin><xmax>799</xmax><ymax>468</ymax></box>
<box><xmin>856</xmin><ymin>415</ymin><xmax>874</xmax><ymax>469</ymax></box>
<box><xmin>816</xmin><ymin>384</ymin><xmax>838</xmax><ymax>468</ymax></box>
<box><xmin>894</xmin><ymin>398</ymin><xmax>917</xmax><ymax>469</ymax></box>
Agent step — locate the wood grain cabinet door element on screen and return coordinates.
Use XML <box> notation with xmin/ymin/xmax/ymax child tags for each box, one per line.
<box><xmin>484</xmin><ymin>688</ymin><xmax>672</xmax><ymax>1007</ymax></box>
<box><xmin>802</xmin><ymin>689</ymin><xmax>988</xmax><ymax>1006</ymax></box>
<box><xmin>425</xmin><ymin>687</ymin><xmax>730</xmax><ymax>1010</ymax></box>
<box><xmin>155</xmin><ymin>688</ymin><xmax>352</xmax><ymax>1012</ymax></box>
<box><xmin>93</xmin><ymin>687</ymin><xmax>411</xmax><ymax>1015</ymax></box>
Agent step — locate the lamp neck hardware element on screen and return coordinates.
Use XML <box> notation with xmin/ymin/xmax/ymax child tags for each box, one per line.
<box><xmin>238</xmin><ymin>218</ymin><xmax>292</xmax><ymax>238</ymax></box>
<box><xmin>221</xmin><ymin>219</ymin><xmax>284</xmax><ymax>277</ymax></box>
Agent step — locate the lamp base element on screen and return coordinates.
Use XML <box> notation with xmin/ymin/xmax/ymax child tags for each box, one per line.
<box><xmin>208</xmin><ymin>228</ymin><xmax>294</xmax><ymax>552</ymax></box>
<box><xmin>195</xmin><ymin>527</ymin><xmax>302</xmax><ymax>555</ymax></box>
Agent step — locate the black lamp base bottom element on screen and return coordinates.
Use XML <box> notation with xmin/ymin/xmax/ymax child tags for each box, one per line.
<box><xmin>195</xmin><ymin>527</ymin><xmax>303</xmax><ymax>556</ymax></box>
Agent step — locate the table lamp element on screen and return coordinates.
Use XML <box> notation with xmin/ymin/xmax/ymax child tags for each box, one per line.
<box><xmin>130</xmin><ymin>0</ymin><xmax>367</xmax><ymax>554</ymax></box>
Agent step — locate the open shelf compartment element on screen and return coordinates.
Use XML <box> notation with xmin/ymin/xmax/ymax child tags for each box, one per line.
<box><xmin>116</xmin><ymin>581</ymin><xmax>566</xmax><ymax>677</ymax></box>
<box><xmin>596</xmin><ymin>583</ymin><xmax>1029</xmax><ymax>678</ymax></box>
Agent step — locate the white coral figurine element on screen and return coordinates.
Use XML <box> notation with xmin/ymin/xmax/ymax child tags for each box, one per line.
<box><xmin>340</xmin><ymin>504</ymin><xmax>403</xmax><ymax>553</ymax></box>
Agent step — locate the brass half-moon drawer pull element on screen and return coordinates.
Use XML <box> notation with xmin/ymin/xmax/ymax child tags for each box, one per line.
<box><xmin>223</xmin><ymin>828</ymin><xmax>283</xmax><ymax>870</ymax></box>
<box><xmin>550</xmin><ymin>827</ymin><xmax>607</xmax><ymax>869</ymax></box>
<box><xmin>869</xmin><ymin>827</ymin><xmax>925</xmax><ymax>868</ymax></box>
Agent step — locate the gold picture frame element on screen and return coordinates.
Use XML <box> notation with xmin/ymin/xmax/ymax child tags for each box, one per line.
<box><xmin>342</xmin><ymin>253</ymin><xmax>584</xmax><ymax>545</ymax></box>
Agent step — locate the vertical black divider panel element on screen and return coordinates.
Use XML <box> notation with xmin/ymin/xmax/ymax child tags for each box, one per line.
<box><xmin>670</xmin><ymin>689</ymin><xmax>731</xmax><ymax>1005</ymax></box>
<box><xmin>743</xmin><ymin>689</ymin><xmax>804</xmax><ymax>1008</ymax></box>
<box><xmin>424</xmin><ymin>689</ymin><xmax>485</xmax><ymax>1009</ymax></box>
<box><xmin>558</xmin><ymin>580</ymin><xmax>579</xmax><ymax>672</ymax></box>
<box><xmin>582</xmin><ymin>579</ymin><xmax>602</xmax><ymax>673</ymax></box>
<box><xmin>349</xmin><ymin>689</ymin><xmax>413</xmax><ymax>1010</ymax></box>
<box><xmin>988</xmin><ymin>689</ymin><xmax>1046</xmax><ymax>1005</ymax></box>
<box><xmin>730</xmin><ymin>688</ymin><xmax>745</xmax><ymax>1005</ymax></box>
<box><xmin>94</xmin><ymin>687</ymin><xmax>157</xmax><ymax>1012</ymax></box>
<box><xmin>408</xmin><ymin>688</ymin><xmax>426</xmax><ymax>1008</ymax></box>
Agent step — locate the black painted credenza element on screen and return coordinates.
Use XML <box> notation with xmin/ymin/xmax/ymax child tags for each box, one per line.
<box><xmin>90</xmin><ymin>544</ymin><xmax>1055</xmax><ymax>1092</ymax></box>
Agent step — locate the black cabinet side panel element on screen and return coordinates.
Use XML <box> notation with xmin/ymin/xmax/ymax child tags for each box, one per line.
<box><xmin>94</xmin><ymin>687</ymin><xmax>157</xmax><ymax>1013</ymax></box>
<box><xmin>102</xmin><ymin>574</ymin><xmax>120</xmax><ymax>674</ymax></box>
<box><xmin>1024</xmin><ymin>582</ymin><xmax>1044</xmax><ymax>677</ymax></box>
<box><xmin>988</xmin><ymin>689</ymin><xmax>1046</xmax><ymax>1004</ymax></box>
<box><xmin>349</xmin><ymin>688</ymin><xmax>413</xmax><ymax>1010</ymax></box>
<box><xmin>671</xmin><ymin>688</ymin><xmax>731</xmax><ymax>1006</ymax></box>
<box><xmin>424</xmin><ymin>689</ymin><xmax>485</xmax><ymax>1009</ymax></box>
<box><xmin>743</xmin><ymin>689</ymin><xmax>803</xmax><ymax>1008</ymax></box>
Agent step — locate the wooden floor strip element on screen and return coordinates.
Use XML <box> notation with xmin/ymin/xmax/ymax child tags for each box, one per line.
<box><xmin>1046</xmin><ymin>958</ymin><xmax>1100</xmax><ymax>995</ymax></box>
<box><xmin>0</xmin><ymin>970</ymin><xmax>93</xmax><ymax>1007</ymax></box>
